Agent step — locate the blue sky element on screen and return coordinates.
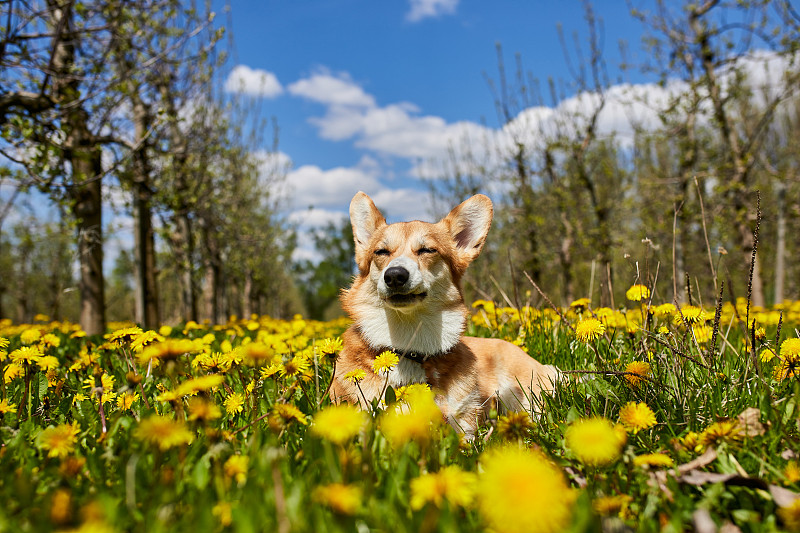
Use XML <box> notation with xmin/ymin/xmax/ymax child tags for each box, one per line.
<box><xmin>220</xmin><ymin>0</ymin><xmax>654</xmax><ymax>259</ymax></box>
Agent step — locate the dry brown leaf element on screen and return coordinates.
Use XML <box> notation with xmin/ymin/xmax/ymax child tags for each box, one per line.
<box><xmin>736</xmin><ymin>407</ymin><xmax>765</xmax><ymax>437</ymax></box>
<box><xmin>648</xmin><ymin>446</ymin><xmax>800</xmax><ymax>509</ymax></box>
<box><xmin>719</xmin><ymin>521</ymin><xmax>742</xmax><ymax>533</ymax></box>
<box><xmin>677</xmin><ymin>447</ymin><xmax>718</xmax><ymax>474</ymax></box>
<box><xmin>770</xmin><ymin>485</ymin><xmax>800</xmax><ymax>508</ymax></box>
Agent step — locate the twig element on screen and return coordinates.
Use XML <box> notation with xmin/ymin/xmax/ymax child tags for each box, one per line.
<box><xmin>525</xmin><ymin>271</ymin><xmax>576</xmax><ymax>334</ymax></box>
<box><xmin>694</xmin><ymin>176</ymin><xmax>717</xmax><ymax>293</ymax></box>
<box><xmin>709</xmin><ymin>281</ymin><xmax>724</xmax><ymax>372</ymax></box>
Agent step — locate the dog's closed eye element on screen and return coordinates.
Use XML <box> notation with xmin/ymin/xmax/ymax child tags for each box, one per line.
<box><xmin>417</xmin><ymin>247</ymin><xmax>437</xmax><ymax>255</ymax></box>
<box><xmin>374</xmin><ymin>248</ymin><xmax>391</xmax><ymax>256</ymax></box>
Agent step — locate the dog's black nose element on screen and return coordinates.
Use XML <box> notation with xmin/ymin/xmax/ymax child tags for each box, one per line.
<box><xmin>384</xmin><ymin>266</ymin><xmax>409</xmax><ymax>289</ymax></box>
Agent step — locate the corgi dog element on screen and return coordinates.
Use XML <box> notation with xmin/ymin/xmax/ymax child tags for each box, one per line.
<box><xmin>329</xmin><ymin>191</ymin><xmax>560</xmax><ymax>438</ymax></box>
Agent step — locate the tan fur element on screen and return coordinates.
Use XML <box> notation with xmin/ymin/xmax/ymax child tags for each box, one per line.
<box><xmin>329</xmin><ymin>191</ymin><xmax>560</xmax><ymax>438</ymax></box>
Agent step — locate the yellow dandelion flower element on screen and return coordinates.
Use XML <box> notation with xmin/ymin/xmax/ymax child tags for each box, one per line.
<box><xmin>775</xmin><ymin>340</ymin><xmax>800</xmax><ymax>381</ymax></box>
<box><xmin>159</xmin><ymin>325</ymin><xmax>173</xmax><ymax>337</ymax></box>
<box><xmin>575</xmin><ymin>318</ymin><xmax>605</xmax><ymax>343</ymax></box>
<box><xmin>654</xmin><ymin>303</ymin><xmax>676</xmax><ymax>317</ymax></box>
<box><xmin>138</xmin><ymin>339</ymin><xmax>199</xmax><ymax>364</ymax></box>
<box><xmin>311</xmin><ymin>404</ymin><xmax>367</xmax><ymax>445</ymax></box>
<box><xmin>754</xmin><ymin>327</ymin><xmax>767</xmax><ymax>341</ymax></box>
<box><xmin>624</xmin><ymin>361</ymin><xmax>651</xmax><ymax>388</ymax></box>
<box><xmin>785</xmin><ymin>462</ymin><xmax>800</xmax><ymax>484</ymax></box>
<box><xmin>319</xmin><ymin>337</ymin><xmax>344</xmax><ymax>356</ymax></box>
<box><xmin>778</xmin><ymin>498</ymin><xmax>800</xmax><ymax>531</ymax></box>
<box><xmin>242</xmin><ymin>342</ymin><xmax>277</xmax><ymax>365</ymax></box>
<box><xmin>82</xmin><ymin>374</ymin><xmax>117</xmax><ymax>404</ymax></box>
<box><xmin>658</xmin><ymin>325</ymin><xmax>670</xmax><ymax>335</ymax></box>
<box><xmin>410</xmin><ymin>465</ymin><xmax>476</xmax><ymax>510</ymax></box>
<box><xmin>565</xmin><ymin>417</ymin><xmax>626</xmax><ymax>466</ymax></box>
<box><xmin>674</xmin><ymin>305</ymin><xmax>706</xmax><ymax>325</ymax></box>
<box><xmin>107</xmin><ymin>326</ymin><xmax>143</xmax><ymax>346</ymax></box>
<box><xmin>129</xmin><ymin>330</ymin><xmax>164</xmax><ymax>352</ymax></box>
<box><xmin>593</xmin><ymin>494</ymin><xmax>632</xmax><ymax>517</ymax></box>
<box><xmin>224</xmin><ymin>392</ymin><xmax>245</xmax><ymax>416</ymax></box>
<box><xmin>270</xmin><ymin>403</ymin><xmax>308</xmax><ymax>426</ymax></box>
<box><xmin>381</xmin><ymin>386</ymin><xmax>443</xmax><ymax>447</ymax></box>
<box><xmin>394</xmin><ymin>383</ymin><xmax>431</xmax><ymax>402</ymax></box>
<box><xmin>50</xmin><ymin>487</ymin><xmax>71</xmax><ymax>525</ymax></box>
<box><xmin>224</xmin><ymin>455</ymin><xmax>249</xmax><ymax>485</ymax></box>
<box><xmin>569</xmin><ymin>298</ymin><xmax>591</xmax><ymax>312</ymax></box>
<box><xmin>187</xmin><ymin>397</ymin><xmax>222</xmax><ymax>421</ymax></box>
<box><xmin>134</xmin><ymin>415</ymin><xmax>194</xmax><ymax>450</ymax></box>
<box><xmin>10</xmin><ymin>345</ymin><xmax>43</xmax><ymax>364</ymax></box>
<box><xmin>213</xmin><ymin>502</ymin><xmax>233</xmax><ymax>527</ymax></box>
<box><xmin>20</xmin><ymin>328</ymin><xmax>42</xmax><ymax>345</ymax></box>
<box><xmin>633</xmin><ymin>453</ymin><xmax>674</xmax><ymax>468</ymax></box>
<box><xmin>761</xmin><ymin>348</ymin><xmax>777</xmax><ymax>363</ymax></box>
<box><xmin>37</xmin><ymin>422</ymin><xmax>81</xmax><ymax>458</ymax></box>
<box><xmin>193</xmin><ymin>351</ymin><xmax>234</xmax><ymax>373</ymax></box>
<box><xmin>173</xmin><ymin>374</ymin><xmax>225</xmax><ymax>397</ymax></box>
<box><xmin>279</xmin><ymin>356</ymin><xmax>310</xmax><ymax>378</ymax></box>
<box><xmin>41</xmin><ymin>333</ymin><xmax>60</xmax><ymax>348</ymax></box>
<box><xmin>496</xmin><ymin>411</ymin><xmax>534</xmax><ymax>440</ymax></box>
<box><xmin>260</xmin><ymin>363</ymin><xmax>282</xmax><ymax>379</ymax></box>
<box><xmin>693</xmin><ymin>324</ymin><xmax>712</xmax><ymax>344</ymax></box>
<box><xmin>0</xmin><ymin>398</ymin><xmax>17</xmax><ymax>414</ymax></box>
<box><xmin>36</xmin><ymin>355</ymin><xmax>59</xmax><ymax>371</ymax></box>
<box><xmin>312</xmin><ymin>483</ymin><xmax>361</xmax><ymax>515</ymax></box>
<box><xmin>4</xmin><ymin>363</ymin><xmax>23</xmax><ymax>383</ymax></box>
<box><xmin>782</xmin><ymin>338</ymin><xmax>800</xmax><ymax>359</ymax></box>
<box><xmin>373</xmin><ymin>350</ymin><xmax>399</xmax><ymax>374</ymax></box>
<box><xmin>477</xmin><ymin>446</ymin><xmax>575</xmax><ymax>533</ymax></box>
<box><xmin>116</xmin><ymin>391</ymin><xmax>139</xmax><ymax>410</ymax></box>
<box><xmin>343</xmin><ymin>369</ymin><xmax>367</xmax><ymax>384</ymax></box>
<box><xmin>626</xmin><ymin>284</ymin><xmax>650</xmax><ymax>302</ymax></box>
<box><xmin>619</xmin><ymin>402</ymin><xmax>657</xmax><ymax>434</ymax></box>
<box><xmin>0</xmin><ymin>336</ymin><xmax>9</xmax><ymax>351</ymax></box>
<box><xmin>699</xmin><ymin>419</ymin><xmax>742</xmax><ymax>447</ymax></box>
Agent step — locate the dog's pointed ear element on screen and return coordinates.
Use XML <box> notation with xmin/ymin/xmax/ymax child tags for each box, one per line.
<box><xmin>441</xmin><ymin>194</ymin><xmax>493</xmax><ymax>263</ymax></box>
<box><xmin>350</xmin><ymin>191</ymin><xmax>386</xmax><ymax>253</ymax></box>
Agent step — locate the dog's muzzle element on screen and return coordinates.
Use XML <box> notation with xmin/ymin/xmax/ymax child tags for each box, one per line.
<box><xmin>382</xmin><ymin>266</ymin><xmax>426</xmax><ymax>307</ymax></box>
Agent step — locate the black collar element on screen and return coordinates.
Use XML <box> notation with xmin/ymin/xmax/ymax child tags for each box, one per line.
<box><xmin>377</xmin><ymin>347</ymin><xmax>433</xmax><ymax>364</ymax></box>
<box><xmin>398</xmin><ymin>350</ymin><xmax>427</xmax><ymax>364</ymax></box>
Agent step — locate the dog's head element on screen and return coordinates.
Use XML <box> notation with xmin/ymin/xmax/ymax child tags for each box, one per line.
<box><xmin>347</xmin><ymin>191</ymin><xmax>493</xmax><ymax>312</ymax></box>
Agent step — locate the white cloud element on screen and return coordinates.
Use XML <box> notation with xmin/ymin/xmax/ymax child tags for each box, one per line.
<box><xmin>288</xmin><ymin>70</ymin><xmax>375</xmax><ymax>108</ymax></box>
<box><xmin>369</xmin><ymin>188</ymin><xmax>434</xmax><ymax>223</ymax></box>
<box><xmin>290</xmin><ymin>70</ymin><xmax>499</xmax><ymax>162</ymax></box>
<box><xmin>224</xmin><ymin>65</ymin><xmax>283</xmax><ymax>98</ymax></box>
<box><xmin>288</xmin><ymin>207</ymin><xmax>348</xmax><ymax>229</ymax></box>
<box><xmin>285</xmin><ymin>157</ymin><xmax>382</xmax><ymax>211</ymax></box>
<box><xmin>406</xmin><ymin>0</ymin><xmax>459</xmax><ymax>22</ymax></box>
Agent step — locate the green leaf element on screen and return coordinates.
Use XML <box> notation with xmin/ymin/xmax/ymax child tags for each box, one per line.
<box><xmin>384</xmin><ymin>386</ymin><xmax>396</xmax><ymax>405</ymax></box>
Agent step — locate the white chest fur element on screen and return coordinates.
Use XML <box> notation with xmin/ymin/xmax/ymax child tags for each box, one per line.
<box><xmin>358</xmin><ymin>305</ymin><xmax>465</xmax><ymax>355</ymax></box>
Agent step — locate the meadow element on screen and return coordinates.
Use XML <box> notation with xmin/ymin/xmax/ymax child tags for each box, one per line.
<box><xmin>1</xmin><ymin>286</ymin><xmax>800</xmax><ymax>532</ymax></box>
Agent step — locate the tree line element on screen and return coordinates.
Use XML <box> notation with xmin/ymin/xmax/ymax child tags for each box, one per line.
<box><xmin>2</xmin><ymin>0</ymin><xmax>800</xmax><ymax>329</ymax></box>
<box><xmin>426</xmin><ymin>0</ymin><xmax>800</xmax><ymax>311</ymax></box>
<box><xmin>0</xmin><ymin>0</ymin><xmax>300</xmax><ymax>332</ymax></box>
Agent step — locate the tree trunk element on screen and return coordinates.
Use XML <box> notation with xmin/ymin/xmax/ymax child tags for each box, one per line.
<box><xmin>131</xmin><ymin>97</ymin><xmax>160</xmax><ymax>329</ymax></box>
<box><xmin>774</xmin><ymin>179</ymin><xmax>786</xmax><ymax>304</ymax></box>
<box><xmin>242</xmin><ymin>271</ymin><xmax>253</xmax><ymax>319</ymax></box>
<box><xmin>50</xmin><ymin>0</ymin><xmax>105</xmax><ymax>335</ymax></box>
<box><xmin>202</xmin><ymin>224</ymin><xmax>220</xmax><ymax>324</ymax></box>
<box><xmin>176</xmin><ymin>214</ymin><xmax>198</xmax><ymax>322</ymax></box>
<box><xmin>72</xmin><ymin>157</ymin><xmax>105</xmax><ymax>335</ymax></box>
<box><xmin>559</xmin><ymin>212</ymin><xmax>574</xmax><ymax>304</ymax></box>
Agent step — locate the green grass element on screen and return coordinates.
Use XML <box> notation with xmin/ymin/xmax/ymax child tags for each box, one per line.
<box><xmin>0</xmin><ymin>298</ymin><xmax>799</xmax><ymax>532</ymax></box>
